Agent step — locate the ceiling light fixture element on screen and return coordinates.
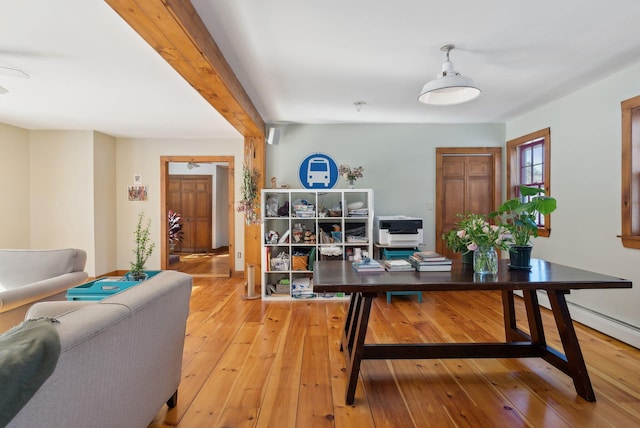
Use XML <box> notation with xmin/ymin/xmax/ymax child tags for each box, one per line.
<box><xmin>354</xmin><ymin>101</ymin><xmax>366</xmax><ymax>112</ymax></box>
<box><xmin>418</xmin><ymin>44</ymin><xmax>480</xmax><ymax>106</ymax></box>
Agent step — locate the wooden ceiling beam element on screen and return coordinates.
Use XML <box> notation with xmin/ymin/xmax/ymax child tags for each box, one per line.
<box><xmin>105</xmin><ymin>0</ymin><xmax>265</xmax><ymax>138</ymax></box>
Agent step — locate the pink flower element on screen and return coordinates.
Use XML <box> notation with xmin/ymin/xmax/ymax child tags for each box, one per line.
<box><xmin>456</xmin><ymin>230</ymin><xmax>466</xmax><ymax>238</ymax></box>
<box><xmin>467</xmin><ymin>242</ymin><xmax>478</xmax><ymax>251</ymax></box>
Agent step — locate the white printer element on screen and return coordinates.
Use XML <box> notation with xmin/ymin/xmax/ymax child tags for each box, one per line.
<box><xmin>375</xmin><ymin>215</ymin><xmax>424</xmax><ymax>247</ymax></box>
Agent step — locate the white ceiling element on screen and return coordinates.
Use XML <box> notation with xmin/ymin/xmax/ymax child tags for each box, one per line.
<box><xmin>2</xmin><ymin>1</ymin><xmax>640</xmax><ymax>139</ymax></box>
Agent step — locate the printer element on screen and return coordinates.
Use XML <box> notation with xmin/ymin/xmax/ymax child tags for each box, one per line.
<box><xmin>375</xmin><ymin>215</ymin><xmax>424</xmax><ymax>247</ymax></box>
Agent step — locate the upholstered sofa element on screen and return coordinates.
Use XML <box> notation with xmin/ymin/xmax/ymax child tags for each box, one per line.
<box><xmin>0</xmin><ymin>248</ymin><xmax>88</xmax><ymax>332</ymax></box>
<box><xmin>4</xmin><ymin>270</ymin><xmax>192</xmax><ymax>428</ymax></box>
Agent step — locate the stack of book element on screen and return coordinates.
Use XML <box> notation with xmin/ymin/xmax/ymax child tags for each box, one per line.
<box><xmin>383</xmin><ymin>259</ymin><xmax>414</xmax><ymax>272</ymax></box>
<box><xmin>352</xmin><ymin>258</ymin><xmax>385</xmax><ymax>273</ymax></box>
<box><xmin>408</xmin><ymin>251</ymin><xmax>452</xmax><ymax>272</ymax></box>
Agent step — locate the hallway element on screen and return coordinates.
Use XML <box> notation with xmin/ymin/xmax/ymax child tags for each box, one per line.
<box><xmin>169</xmin><ymin>247</ymin><xmax>231</xmax><ymax>278</ymax></box>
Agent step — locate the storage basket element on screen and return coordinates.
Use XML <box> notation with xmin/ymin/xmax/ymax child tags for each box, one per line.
<box><xmin>291</xmin><ymin>255</ymin><xmax>309</xmax><ymax>270</ymax></box>
<box><xmin>270</xmin><ymin>257</ymin><xmax>290</xmax><ymax>271</ymax></box>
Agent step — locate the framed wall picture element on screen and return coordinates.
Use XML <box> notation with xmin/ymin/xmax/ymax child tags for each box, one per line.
<box><xmin>128</xmin><ymin>185</ymin><xmax>148</xmax><ymax>201</ymax></box>
<box><xmin>134</xmin><ymin>174</ymin><xmax>143</xmax><ymax>185</ymax></box>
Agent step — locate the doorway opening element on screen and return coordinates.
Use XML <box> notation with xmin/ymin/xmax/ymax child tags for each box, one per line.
<box><xmin>160</xmin><ymin>156</ymin><xmax>235</xmax><ymax>277</ymax></box>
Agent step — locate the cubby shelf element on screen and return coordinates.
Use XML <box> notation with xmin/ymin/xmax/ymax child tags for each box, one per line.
<box><xmin>261</xmin><ymin>188</ymin><xmax>374</xmax><ymax>300</ymax></box>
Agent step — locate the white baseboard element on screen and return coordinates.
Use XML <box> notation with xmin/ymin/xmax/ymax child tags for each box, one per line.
<box><xmin>515</xmin><ymin>290</ymin><xmax>640</xmax><ymax>349</ymax></box>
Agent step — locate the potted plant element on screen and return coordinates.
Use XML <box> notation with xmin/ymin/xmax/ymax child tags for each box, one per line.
<box><xmin>130</xmin><ymin>212</ymin><xmax>155</xmax><ymax>281</ymax></box>
<box><xmin>168</xmin><ymin>209</ymin><xmax>184</xmax><ymax>253</ymax></box>
<box><xmin>338</xmin><ymin>164</ymin><xmax>364</xmax><ymax>188</ymax></box>
<box><xmin>491</xmin><ymin>185</ymin><xmax>557</xmax><ymax>269</ymax></box>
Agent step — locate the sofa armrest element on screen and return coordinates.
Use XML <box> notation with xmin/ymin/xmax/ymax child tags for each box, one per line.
<box><xmin>0</xmin><ymin>272</ymin><xmax>88</xmax><ymax>313</ymax></box>
<box><xmin>25</xmin><ymin>301</ymin><xmax>95</xmax><ymax>319</ymax></box>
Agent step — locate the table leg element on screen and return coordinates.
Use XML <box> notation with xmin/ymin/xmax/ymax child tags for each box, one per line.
<box><xmin>502</xmin><ymin>290</ymin><xmax>517</xmax><ymax>342</ymax></box>
<box><xmin>345</xmin><ymin>293</ymin><xmax>374</xmax><ymax>405</ymax></box>
<box><xmin>341</xmin><ymin>292</ymin><xmax>363</xmax><ymax>355</ymax></box>
<box><xmin>523</xmin><ymin>290</ymin><xmax>546</xmax><ymax>346</ymax></box>
<box><xmin>341</xmin><ymin>292</ymin><xmax>358</xmax><ymax>352</ymax></box>
<box><xmin>547</xmin><ymin>290</ymin><xmax>596</xmax><ymax>402</ymax></box>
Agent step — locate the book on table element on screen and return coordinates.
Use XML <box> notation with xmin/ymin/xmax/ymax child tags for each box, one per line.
<box><xmin>412</xmin><ymin>263</ymin><xmax>453</xmax><ymax>272</ymax></box>
<box><xmin>408</xmin><ymin>251</ymin><xmax>452</xmax><ymax>272</ymax></box>
<box><xmin>411</xmin><ymin>251</ymin><xmax>450</xmax><ymax>263</ymax></box>
<box><xmin>383</xmin><ymin>259</ymin><xmax>414</xmax><ymax>271</ymax></box>
<box><xmin>352</xmin><ymin>259</ymin><xmax>385</xmax><ymax>272</ymax></box>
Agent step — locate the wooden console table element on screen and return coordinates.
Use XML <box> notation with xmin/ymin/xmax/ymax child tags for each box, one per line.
<box><xmin>313</xmin><ymin>259</ymin><xmax>632</xmax><ymax>405</ymax></box>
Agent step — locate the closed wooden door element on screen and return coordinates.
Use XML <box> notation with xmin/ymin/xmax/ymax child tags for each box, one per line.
<box><xmin>435</xmin><ymin>148</ymin><xmax>502</xmax><ymax>259</ymax></box>
<box><xmin>168</xmin><ymin>175</ymin><xmax>212</xmax><ymax>253</ymax></box>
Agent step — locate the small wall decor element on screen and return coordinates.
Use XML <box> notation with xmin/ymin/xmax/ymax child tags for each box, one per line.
<box><xmin>128</xmin><ymin>185</ymin><xmax>148</xmax><ymax>201</ymax></box>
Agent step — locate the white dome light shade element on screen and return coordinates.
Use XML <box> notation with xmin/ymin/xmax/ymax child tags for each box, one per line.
<box><xmin>418</xmin><ymin>45</ymin><xmax>480</xmax><ymax>106</ymax></box>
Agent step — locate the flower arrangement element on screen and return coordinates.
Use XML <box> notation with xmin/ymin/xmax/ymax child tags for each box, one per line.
<box><xmin>338</xmin><ymin>164</ymin><xmax>364</xmax><ymax>183</ymax></box>
<box><xmin>130</xmin><ymin>212</ymin><xmax>155</xmax><ymax>279</ymax></box>
<box><xmin>237</xmin><ymin>162</ymin><xmax>261</xmax><ymax>225</ymax></box>
<box><xmin>445</xmin><ymin>213</ymin><xmax>512</xmax><ymax>253</ymax></box>
<box><xmin>168</xmin><ymin>209</ymin><xmax>184</xmax><ymax>243</ymax></box>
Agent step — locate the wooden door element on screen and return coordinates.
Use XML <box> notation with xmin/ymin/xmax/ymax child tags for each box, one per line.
<box><xmin>169</xmin><ymin>175</ymin><xmax>212</xmax><ymax>253</ymax></box>
<box><xmin>435</xmin><ymin>148</ymin><xmax>502</xmax><ymax>259</ymax></box>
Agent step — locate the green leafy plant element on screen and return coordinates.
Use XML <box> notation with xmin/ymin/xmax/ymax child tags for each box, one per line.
<box><xmin>490</xmin><ymin>185</ymin><xmax>557</xmax><ymax>246</ymax></box>
<box><xmin>237</xmin><ymin>162</ymin><xmax>261</xmax><ymax>225</ymax></box>
<box><xmin>168</xmin><ymin>209</ymin><xmax>184</xmax><ymax>243</ymax></box>
<box><xmin>130</xmin><ymin>212</ymin><xmax>155</xmax><ymax>278</ymax></box>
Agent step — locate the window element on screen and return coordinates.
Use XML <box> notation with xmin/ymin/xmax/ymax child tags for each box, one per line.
<box><xmin>506</xmin><ymin>128</ymin><xmax>551</xmax><ymax>237</ymax></box>
<box><xmin>620</xmin><ymin>95</ymin><xmax>640</xmax><ymax>249</ymax></box>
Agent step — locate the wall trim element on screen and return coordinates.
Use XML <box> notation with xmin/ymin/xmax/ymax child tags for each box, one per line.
<box><xmin>515</xmin><ymin>291</ymin><xmax>640</xmax><ymax>349</ymax></box>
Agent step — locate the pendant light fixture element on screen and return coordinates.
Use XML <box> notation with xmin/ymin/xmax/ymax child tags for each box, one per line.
<box><xmin>418</xmin><ymin>44</ymin><xmax>480</xmax><ymax>106</ymax></box>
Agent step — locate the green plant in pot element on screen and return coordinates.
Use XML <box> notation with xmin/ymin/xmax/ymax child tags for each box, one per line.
<box><xmin>168</xmin><ymin>209</ymin><xmax>184</xmax><ymax>253</ymax></box>
<box><xmin>491</xmin><ymin>185</ymin><xmax>557</xmax><ymax>269</ymax></box>
<box><xmin>130</xmin><ymin>212</ymin><xmax>156</xmax><ymax>281</ymax></box>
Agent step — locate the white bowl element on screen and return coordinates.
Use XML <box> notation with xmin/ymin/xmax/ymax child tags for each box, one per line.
<box><xmin>347</xmin><ymin>202</ymin><xmax>364</xmax><ymax>210</ymax></box>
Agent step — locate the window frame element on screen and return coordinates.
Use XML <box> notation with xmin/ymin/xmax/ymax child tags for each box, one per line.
<box><xmin>620</xmin><ymin>95</ymin><xmax>640</xmax><ymax>249</ymax></box>
<box><xmin>506</xmin><ymin>127</ymin><xmax>552</xmax><ymax>237</ymax></box>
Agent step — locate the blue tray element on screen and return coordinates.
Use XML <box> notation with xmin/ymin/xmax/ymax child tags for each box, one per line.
<box><xmin>67</xmin><ymin>271</ymin><xmax>161</xmax><ymax>301</ymax></box>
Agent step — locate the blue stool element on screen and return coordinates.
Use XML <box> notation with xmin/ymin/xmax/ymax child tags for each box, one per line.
<box><xmin>382</xmin><ymin>247</ymin><xmax>423</xmax><ymax>303</ymax></box>
<box><xmin>386</xmin><ymin>290</ymin><xmax>422</xmax><ymax>303</ymax></box>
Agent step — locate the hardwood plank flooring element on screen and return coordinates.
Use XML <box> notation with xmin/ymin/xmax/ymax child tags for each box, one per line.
<box><xmin>149</xmin><ymin>262</ymin><xmax>640</xmax><ymax>427</ymax></box>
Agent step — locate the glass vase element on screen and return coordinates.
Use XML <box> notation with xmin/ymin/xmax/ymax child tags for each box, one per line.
<box><xmin>348</xmin><ymin>179</ymin><xmax>355</xmax><ymax>189</ymax></box>
<box><xmin>473</xmin><ymin>247</ymin><xmax>498</xmax><ymax>275</ymax></box>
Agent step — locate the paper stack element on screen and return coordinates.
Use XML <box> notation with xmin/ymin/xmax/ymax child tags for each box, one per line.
<box><xmin>352</xmin><ymin>258</ymin><xmax>385</xmax><ymax>273</ymax></box>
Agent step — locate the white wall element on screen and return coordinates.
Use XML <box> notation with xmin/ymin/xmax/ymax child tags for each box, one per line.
<box><xmin>267</xmin><ymin>123</ymin><xmax>505</xmax><ymax>250</ymax></box>
<box><xmin>29</xmin><ymin>130</ymin><xmax>96</xmax><ymax>275</ymax></box>
<box><xmin>116</xmin><ymin>138</ymin><xmax>243</xmax><ymax>271</ymax></box>
<box><xmin>0</xmin><ymin>122</ymin><xmax>30</xmax><ymax>248</ymax></box>
<box><xmin>507</xmin><ymin>61</ymin><xmax>640</xmax><ymax>346</ymax></box>
<box><xmin>93</xmin><ymin>131</ymin><xmax>117</xmax><ymax>276</ymax></box>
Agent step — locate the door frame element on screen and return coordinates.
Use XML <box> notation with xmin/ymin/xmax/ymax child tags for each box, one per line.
<box><xmin>160</xmin><ymin>155</ymin><xmax>235</xmax><ymax>275</ymax></box>
<box><xmin>435</xmin><ymin>147</ymin><xmax>502</xmax><ymax>255</ymax></box>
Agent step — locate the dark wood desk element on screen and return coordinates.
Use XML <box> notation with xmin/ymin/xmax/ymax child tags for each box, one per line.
<box><xmin>313</xmin><ymin>259</ymin><xmax>632</xmax><ymax>405</ymax></box>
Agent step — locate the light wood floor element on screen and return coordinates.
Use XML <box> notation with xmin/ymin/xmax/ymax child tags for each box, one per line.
<box><xmin>168</xmin><ymin>248</ymin><xmax>231</xmax><ymax>278</ymax></box>
<box><xmin>149</xmin><ymin>260</ymin><xmax>640</xmax><ymax>427</ymax></box>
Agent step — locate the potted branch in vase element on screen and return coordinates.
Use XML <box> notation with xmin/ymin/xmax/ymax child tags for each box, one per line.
<box><xmin>168</xmin><ymin>209</ymin><xmax>184</xmax><ymax>253</ymax></box>
<box><xmin>491</xmin><ymin>185</ymin><xmax>557</xmax><ymax>269</ymax></box>
<box><xmin>129</xmin><ymin>212</ymin><xmax>156</xmax><ymax>281</ymax></box>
